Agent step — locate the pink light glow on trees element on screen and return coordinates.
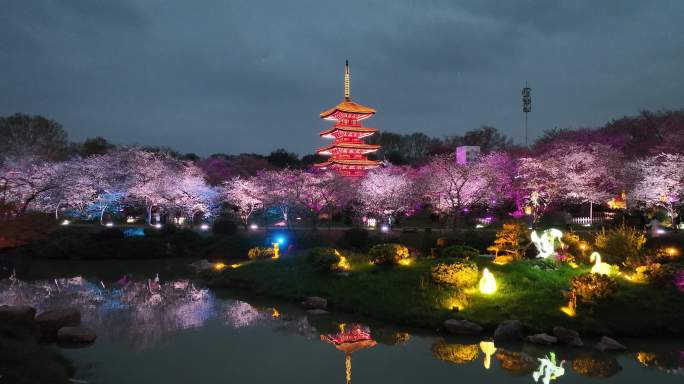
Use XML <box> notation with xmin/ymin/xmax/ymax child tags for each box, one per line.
<box><xmin>356</xmin><ymin>165</ymin><xmax>415</xmax><ymax>225</ymax></box>
<box><xmin>516</xmin><ymin>155</ymin><xmax>563</xmax><ymax>224</ymax></box>
<box><xmin>420</xmin><ymin>153</ymin><xmax>507</xmax><ymax>227</ymax></box>
<box><xmin>0</xmin><ymin>156</ymin><xmax>63</xmax><ymax>215</ymax></box>
<box><xmin>256</xmin><ymin>168</ymin><xmax>307</xmax><ymax>228</ymax></box>
<box><xmin>299</xmin><ymin>170</ymin><xmax>350</xmax><ymax>231</ymax></box>
<box><xmin>221</xmin><ymin>176</ymin><xmax>263</xmax><ymax>229</ymax></box>
<box><xmin>630</xmin><ymin>153</ymin><xmax>684</xmax><ymax>221</ymax></box>
<box><xmin>554</xmin><ymin>144</ymin><xmax>623</xmax><ymax>220</ymax></box>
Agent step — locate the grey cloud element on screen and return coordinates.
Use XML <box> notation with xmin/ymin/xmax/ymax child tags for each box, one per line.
<box><xmin>0</xmin><ymin>0</ymin><xmax>683</xmax><ymax>155</ymax></box>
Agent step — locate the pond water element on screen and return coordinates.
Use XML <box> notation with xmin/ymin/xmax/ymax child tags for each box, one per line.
<box><xmin>1</xmin><ymin>259</ymin><xmax>682</xmax><ymax>384</ymax></box>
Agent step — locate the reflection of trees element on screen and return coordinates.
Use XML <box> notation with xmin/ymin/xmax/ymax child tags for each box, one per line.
<box><xmin>431</xmin><ymin>341</ymin><xmax>480</xmax><ymax>364</ymax></box>
<box><xmin>1</xmin><ymin>275</ymin><xmax>324</xmax><ymax>350</ymax></box>
<box><xmin>571</xmin><ymin>355</ymin><xmax>621</xmax><ymax>378</ymax></box>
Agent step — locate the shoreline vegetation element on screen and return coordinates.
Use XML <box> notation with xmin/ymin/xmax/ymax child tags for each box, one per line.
<box><xmin>205</xmin><ymin>248</ymin><xmax>684</xmax><ymax>338</ymax></box>
<box><xmin>2</xmin><ymin>220</ymin><xmax>683</xmax><ymax>339</ymax></box>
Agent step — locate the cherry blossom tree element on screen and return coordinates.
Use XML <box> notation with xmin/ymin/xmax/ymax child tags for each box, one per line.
<box><xmin>516</xmin><ymin>155</ymin><xmax>564</xmax><ymax>224</ymax></box>
<box><xmin>298</xmin><ymin>170</ymin><xmax>350</xmax><ymax>231</ymax></box>
<box><xmin>0</xmin><ymin>156</ymin><xmax>62</xmax><ymax>215</ymax></box>
<box><xmin>356</xmin><ymin>165</ymin><xmax>415</xmax><ymax>226</ymax></box>
<box><xmin>256</xmin><ymin>168</ymin><xmax>306</xmax><ymax>228</ymax></box>
<box><xmin>554</xmin><ymin>144</ymin><xmax>623</xmax><ymax>219</ymax></box>
<box><xmin>221</xmin><ymin>176</ymin><xmax>264</xmax><ymax>229</ymax></box>
<box><xmin>630</xmin><ymin>153</ymin><xmax>684</xmax><ymax>222</ymax></box>
<box><xmin>420</xmin><ymin>153</ymin><xmax>504</xmax><ymax>228</ymax></box>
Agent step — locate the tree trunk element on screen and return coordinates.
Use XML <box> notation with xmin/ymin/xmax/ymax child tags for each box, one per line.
<box><xmin>147</xmin><ymin>205</ymin><xmax>152</xmax><ymax>225</ymax></box>
<box><xmin>99</xmin><ymin>206</ymin><xmax>107</xmax><ymax>224</ymax></box>
<box><xmin>589</xmin><ymin>201</ymin><xmax>593</xmax><ymax>225</ymax></box>
<box><xmin>311</xmin><ymin>211</ymin><xmax>318</xmax><ymax>232</ymax></box>
<box><xmin>328</xmin><ymin>205</ymin><xmax>333</xmax><ymax>234</ymax></box>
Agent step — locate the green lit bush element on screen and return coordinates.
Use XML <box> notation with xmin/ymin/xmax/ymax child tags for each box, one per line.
<box><xmin>368</xmin><ymin>243</ymin><xmax>410</xmax><ymax>266</ymax></box>
<box><xmin>594</xmin><ymin>225</ymin><xmax>646</xmax><ymax>267</ymax></box>
<box><xmin>570</xmin><ymin>273</ymin><xmax>617</xmax><ymax>305</ymax></box>
<box><xmin>430</xmin><ymin>259</ymin><xmax>479</xmax><ymax>287</ymax></box>
<box><xmin>439</xmin><ymin>245</ymin><xmax>479</xmax><ymax>260</ymax></box>
<box><xmin>307</xmin><ymin>247</ymin><xmax>342</xmax><ymax>272</ymax></box>
<box><xmin>248</xmin><ymin>246</ymin><xmax>275</xmax><ymax>260</ymax></box>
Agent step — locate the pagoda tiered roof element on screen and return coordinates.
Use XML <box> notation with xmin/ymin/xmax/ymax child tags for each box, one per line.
<box><xmin>314</xmin><ymin>158</ymin><xmax>381</xmax><ymax>168</ymax></box>
<box><xmin>320</xmin><ymin>99</ymin><xmax>376</xmax><ymax>120</ymax></box>
<box><xmin>316</xmin><ymin>142</ymin><xmax>380</xmax><ymax>155</ymax></box>
<box><xmin>319</xmin><ymin>125</ymin><xmax>378</xmax><ymax>138</ymax></box>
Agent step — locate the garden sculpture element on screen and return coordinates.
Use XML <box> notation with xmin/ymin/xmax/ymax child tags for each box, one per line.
<box><xmin>530</xmin><ymin>228</ymin><xmax>564</xmax><ymax>258</ymax></box>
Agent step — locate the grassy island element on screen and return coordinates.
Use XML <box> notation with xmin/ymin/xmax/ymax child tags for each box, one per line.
<box><xmin>207</xmin><ymin>248</ymin><xmax>684</xmax><ymax>336</ymax></box>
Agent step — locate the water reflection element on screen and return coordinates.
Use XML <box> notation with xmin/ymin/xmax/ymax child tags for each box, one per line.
<box><xmin>532</xmin><ymin>353</ymin><xmax>565</xmax><ymax>384</ymax></box>
<box><xmin>321</xmin><ymin>324</ymin><xmax>377</xmax><ymax>384</ymax></box>
<box><xmin>1</xmin><ymin>273</ymin><xmax>683</xmax><ymax>383</ymax></box>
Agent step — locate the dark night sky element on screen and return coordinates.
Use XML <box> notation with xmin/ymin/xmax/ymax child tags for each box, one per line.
<box><xmin>1</xmin><ymin>0</ymin><xmax>683</xmax><ymax>156</ymax></box>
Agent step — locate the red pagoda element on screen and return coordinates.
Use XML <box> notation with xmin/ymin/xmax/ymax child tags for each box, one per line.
<box><xmin>315</xmin><ymin>61</ymin><xmax>381</xmax><ymax>177</ymax></box>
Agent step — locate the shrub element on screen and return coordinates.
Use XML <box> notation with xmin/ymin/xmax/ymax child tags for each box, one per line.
<box><xmin>307</xmin><ymin>247</ymin><xmax>342</xmax><ymax>272</ymax></box>
<box><xmin>593</xmin><ymin>225</ymin><xmax>646</xmax><ymax>267</ymax></box>
<box><xmin>440</xmin><ymin>245</ymin><xmax>479</xmax><ymax>260</ymax></box>
<box><xmin>169</xmin><ymin>229</ymin><xmax>202</xmax><ymax>256</ymax></box>
<box><xmin>0</xmin><ymin>213</ymin><xmax>56</xmax><ymax>250</ymax></box>
<box><xmin>368</xmin><ymin>243</ymin><xmax>410</xmax><ymax>266</ymax></box>
<box><xmin>247</xmin><ymin>246</ymin><xmax>275</xmax><ymax>260</ymax></box>
<box><xmin>430</xmin><ymin>259</ymin><xmax>479</xmax><ymax>287</ymax></box>
<box><xmin>92</xmin><ymin>228</ymin><xmax>124</xmax><ymax>241</ymax></box>
<box><xmin>633</xmin><ymin>263</ymin><xmax>683</xmax><ymax>287</ymax></box>
<box><xmin>342</xmin><ymin>228</ymin><xmax>369</xmax><ymax>249</ymax></box>
<box><xmin>212</xmin><ymin>219</ymin><xmax>238</xmax><ymax>236</ymax></box>
<box><xmin>570</xmin><ymin>273</ymin><xmax>617</xmax><ymax>306</ymax></box>
<box><xmin>562</xmin><ymin>232</ymin><xmax>588</xmax><ymax>260</ymax></box>
<box><xmin>200</xmin><ymin>235</ymin><xmax>255</xmax><ymax>260</ymax></box>
<box><xmin>159</xmin><ymin>224</ymin><xmax>179</xmax><ymax>236</ymax></box>
<box><xmin>487</xmin><ymin>222</ymin><xmax>527</xmax><ymax>260</ymax></box>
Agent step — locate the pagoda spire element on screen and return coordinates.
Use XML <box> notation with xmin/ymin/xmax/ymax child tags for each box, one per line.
<box><xmin>344</xmin><ymin>60</ymin><xmax>350</xmax><ymax>101</ymax></box>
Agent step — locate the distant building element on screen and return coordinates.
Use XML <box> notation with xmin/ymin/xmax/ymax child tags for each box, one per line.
<box><xmin>455</xmin><ymin>146</ymin><xmax>481</xmax><ymax>164</ymax></box>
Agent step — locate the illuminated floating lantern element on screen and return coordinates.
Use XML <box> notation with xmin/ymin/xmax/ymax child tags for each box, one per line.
<box><xmin>479</xmin><ymin>268</ymin><xmax>497</xmax><ymax>295</ymax></box>
<box><xmin>199</xmin><ymin>223</ymin><xmax>210</xmax><ymax>231</ymax></box>
<box><xmin>249</xmin><ymin>223</ymin><xmax>258</xmax><ymax>230</ymax></box>
<box><xmin>61</xmin><ymin>219</ymin><xmax>70</xmax><ymax>226</ymax></box>
<box><xmin>105</xmin><ymin>222</ymin><xmax>114</xmax><ymax>227</ymax></box>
